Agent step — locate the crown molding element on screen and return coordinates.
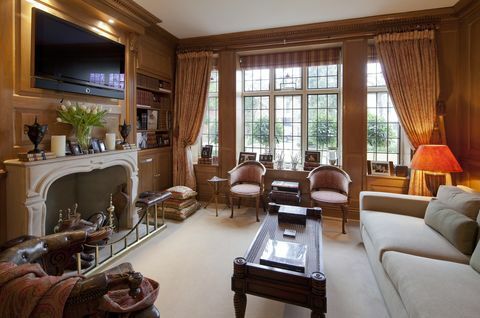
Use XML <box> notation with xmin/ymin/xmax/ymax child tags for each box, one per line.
<box><xmin>99</xmin><ymin>0</ymin><xmax>161</xmax><ymax>26</ymax></box>
<box><xmin>178</xmin><ymin>6</ymin><xmax>459</xmax><ymax>51</ymax></box>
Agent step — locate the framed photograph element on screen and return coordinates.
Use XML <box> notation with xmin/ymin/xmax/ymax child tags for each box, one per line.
<box><xmin>259</xmin><ymin>154</ymin><xmax>273</xmax><ymax>162</ymax></box>
<box><xmin>238</xmin><ymin>152</ymin><xmax>257</xmax><ymax>164</ymax></box>
<box><xmin>90</xmin><ymin>138</ymin><xmax>100</xmax><ymax>153</ymax></box>
<box><xmin>201</xmin><ymin>145</ymin><xmax>213</xmax><ymax>158</ymax></box>
<box><xmin>147</xmin><ymin>109</ymin><xmax>159</xmax><ymax>130</ymax></box>
<box><xmin>68</xmin><ymin>141</ymin><xmax>82</xmax><ymax>156</ymax></box>
<box><xmin>65</xmin><ymin>141</ymin><xmax>72</xmax><ymax>155</ymax></box>
<box><xmin>305</xmin><ymin>151</ymin><xmax>320</xmax><ymax>163</ymax></box>
<box><xmin>97</xmin><ymin>140</ymin><xmax>106</xmax><ymax>152</ymax></box>
<box><xmin>370</xmin><ymin>161</ymin><xmax>390</xmax><ymax>175</ymax></box>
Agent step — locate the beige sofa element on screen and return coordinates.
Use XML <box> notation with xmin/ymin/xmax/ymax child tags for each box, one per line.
<box><xmin>360</xmin><ymin>186</ymin><xmax>480</xmax><ymax>318</ymax></box>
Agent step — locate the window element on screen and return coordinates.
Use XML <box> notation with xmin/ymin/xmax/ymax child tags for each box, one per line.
<box><xmin>200</xmin><ymin>69</ymin><xmax>219</xmax><ymax>156</ymax></box>
<box><xmin>242</xmin><ymin>64</ymin><xmax>341</xmax><ymax>165</ymax></box>
<box><xmin>367</xmin><ymin>62</ymin><xmax>401</xmax><ymax>164</ymax></box>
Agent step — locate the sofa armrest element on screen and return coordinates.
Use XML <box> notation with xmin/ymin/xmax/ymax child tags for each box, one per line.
<box><xmin>360</xmin><ymin>191</ymin><xmax>432</xmax><ymax>219</ymax></box>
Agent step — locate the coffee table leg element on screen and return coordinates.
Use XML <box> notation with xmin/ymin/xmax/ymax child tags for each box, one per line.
<box><xmin>311</xmin><ymin>272</ymin><xmax>326</xmax><ymax>318</ymax></box>
<box><xmin>232</xmin><ymin>257</ymin><xmax>247</xmax><ymax>318</ymax></box>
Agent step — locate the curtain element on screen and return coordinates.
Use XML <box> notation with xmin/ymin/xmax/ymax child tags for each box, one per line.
<box><xmin>375</xmin><ymin>29</ymin><xmax>439</xmax><ymax>196</ymax></box>
<box><xmin>173</xmin><ymin>51</ymin><xmax>213</xmax><ymax>189</ymax></box>
<box><xmin>239</xmin><ymin>47</ymin><xmax>341</xmax><ymax>69</ymax></box>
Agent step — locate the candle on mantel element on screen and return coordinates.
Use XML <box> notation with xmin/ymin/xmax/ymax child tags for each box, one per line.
<box><xmin>105</xmin><ymin>133</ymin><xmax>116</xmax><ymax>151</ymax></box>
<box><xmin>51</xmin><ymin>135</ymin><xmax>66</xmax><ymax>157</ymax></box>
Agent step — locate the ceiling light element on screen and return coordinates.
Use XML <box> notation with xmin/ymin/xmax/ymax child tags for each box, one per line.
<box><xmin>108</xmin><ymin>19</ymin><xmax>115</xmax><ymax>24</ymax></box>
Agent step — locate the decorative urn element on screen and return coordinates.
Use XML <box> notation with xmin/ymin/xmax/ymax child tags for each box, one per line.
<box><xmin>119</xmin><ymin>120</ymin><xmax>131</xmax><ymax>144</ymax></box>
<box><xmin>24</xmin><ymin>117</ymin><xmax>48</xmax><ymax>153</ymax></box>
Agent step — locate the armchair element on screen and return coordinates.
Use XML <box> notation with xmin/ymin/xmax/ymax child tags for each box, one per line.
<box><xmin>228</xmin><ymin>161</ymin><xmax>266</xmax><ymax>222</ymax></box>
<box><xmin>0</xmin><ymin>231</ymin><xmax>159</xmax><ymax>318</ymax></box>
<box><xmin>307</xmin><ymin>165</ymin><xmax>352</xmax><ymax>234</ymax></box>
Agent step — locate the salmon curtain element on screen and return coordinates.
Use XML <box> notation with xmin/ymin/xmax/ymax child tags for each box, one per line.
<box><xmin>173</xmin><ymin>51</ymin><xmax>213</xmax><ymax>189</ymax></box>
<box><xmin>375</xmin><ymin>29</ymin><xmax>440</xmax><ymax>196</ymax></box>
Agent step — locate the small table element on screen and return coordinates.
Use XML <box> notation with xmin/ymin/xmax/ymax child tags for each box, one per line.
<box><xmin>231</xmin><ymin>203</ymin><xmax>325</xmax><ymax>317</ymax></box>
<box><xmin>205</xmin><ymin>176</ymin><xmax>229</xmax><ymax>217</ymax></box>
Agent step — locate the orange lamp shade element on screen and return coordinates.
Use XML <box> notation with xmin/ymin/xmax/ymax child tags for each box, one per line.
<box><xmin>410</xmin><ymin>145</ymin><xmax>463</xmax><ymax>173</ymax></box>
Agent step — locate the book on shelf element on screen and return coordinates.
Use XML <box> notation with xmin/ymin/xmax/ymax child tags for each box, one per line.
<box><xmin>18</xmin><ymin>152</ymin><xmax>56</xmax><ymax>162</ymax></box>
<box><xmin>259</xmin><ymin>239</ymin><xmax>307</xmax><ymax>273</ymax></box>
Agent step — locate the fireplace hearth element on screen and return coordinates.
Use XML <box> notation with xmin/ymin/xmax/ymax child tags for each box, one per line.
<box><xmin>4</xmin><ymin>149</ymin><xmax>138</xmax><ymax>240</ymax></box>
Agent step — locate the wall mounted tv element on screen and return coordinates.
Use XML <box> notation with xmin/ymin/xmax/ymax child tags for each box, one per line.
<box><xmin>33</xmin><ymin>9</ymin><xmax>125</xmax><ymax>99</ymax></box>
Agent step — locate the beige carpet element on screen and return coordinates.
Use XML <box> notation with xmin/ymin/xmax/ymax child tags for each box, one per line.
<box><xmin>110</xmin><ymin>206</ymin><xmax>389</xmax><ymax>318</ymax></box>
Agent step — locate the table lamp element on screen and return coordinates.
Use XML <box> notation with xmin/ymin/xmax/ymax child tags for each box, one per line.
<box><xmin>410</xmin><ymin>144</ymin><xmax>463</xmax><ymax>196</ymax></box>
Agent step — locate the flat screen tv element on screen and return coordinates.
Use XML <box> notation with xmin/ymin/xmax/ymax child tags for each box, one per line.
<box><xmin>33</xmin><ymin>9</ymin><xmax>125</xmax><ymax>99</ymax></box>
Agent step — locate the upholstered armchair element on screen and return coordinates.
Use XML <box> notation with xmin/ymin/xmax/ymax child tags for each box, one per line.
<box><xmin>228</xmin><ymin>161</ymin><xmax>266</xmax><ymax>222</ymax></box>
<box><xmin>0</xmin><ymin>231</ymin><xmax>160</xmax><ymax>317</ymax></box>
<box><xmin>307</xmin><ymin>166</ymin><xmax>352</xmax><ymax>234</ymax></box>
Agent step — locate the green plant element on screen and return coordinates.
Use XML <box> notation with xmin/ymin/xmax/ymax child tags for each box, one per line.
<box><xmin>57</xmin><ymin>101</ymin><xmax>107</xmax><ymax>149</ymax></box>
<box><xmin>367</xmin><ymin>113</ymin><xmax>396</xmax><ymax>150</ymax></box>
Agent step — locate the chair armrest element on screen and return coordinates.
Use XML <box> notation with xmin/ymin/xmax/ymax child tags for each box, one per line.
<box><xmin>360</xmin><ymin>191</ymin><xmax>432</xmax><ymax>219</ymax></box>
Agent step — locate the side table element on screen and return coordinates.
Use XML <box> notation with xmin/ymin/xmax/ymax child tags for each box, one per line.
<box><xmin>205</xmin><ymin>176</ymin><xmax>229</xmax><ymax>216</ymax></box>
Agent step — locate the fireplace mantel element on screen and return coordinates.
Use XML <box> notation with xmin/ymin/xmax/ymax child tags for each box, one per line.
<box><xmin>4</xmin><ymin>149</ymin><xmax>139</xmax><ymax>240</ymax></box>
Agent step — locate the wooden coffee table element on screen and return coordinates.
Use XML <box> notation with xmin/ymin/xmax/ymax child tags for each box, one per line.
<box><xmin>231</xmin><ymin>203</ymin><xmax>326</xmax><ymax>318</ymax></box>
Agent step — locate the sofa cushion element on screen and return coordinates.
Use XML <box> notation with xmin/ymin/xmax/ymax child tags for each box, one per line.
<box><xmin>425</xmin><ymin>199</ymin><xmax>478</xmax><ymax>254</ymax></box>
<box><xmin>436</xmin><ymin>185</ymin><xmax>480</xmax><ymax>220</ymax></box>
<box><xmin>383</xmin><ymin>251</ymin><xmax>480</xmax><ymax>318</ymax></box>
<box><xmin>361</xmin><ymin>210</ymin><xmax>469</xmax><ymax>264</ymax></box>
<box><xmin>471</xmin><ymin>241</ymin><xmax>480</xmax><ymax>273</ymax></box>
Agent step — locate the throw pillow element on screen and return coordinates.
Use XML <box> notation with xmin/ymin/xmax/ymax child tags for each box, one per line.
<box><xmin>436</xmin><ymin>185</ymin><xmax>480</xmax><ymax>220</ymax></box>
<box><xmin>166</xmin><ymin>186</ymin><xmax>197</xmax><ymax>200</ymax></box>
<box><xmin>470</xmin><ymin>241</ymin><xmax>480</xmax><ymax>273</ymax></box>
<box><xmin>425</xmin><ymin>199</ymin><xmax>479</xmax><ymax>255</ymax></box>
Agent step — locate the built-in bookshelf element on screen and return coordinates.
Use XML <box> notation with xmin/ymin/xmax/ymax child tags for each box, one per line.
<box><xmin>136</xmin><ymin>73</ymin><xmax>172</xmax><ymax>150</ymax></box>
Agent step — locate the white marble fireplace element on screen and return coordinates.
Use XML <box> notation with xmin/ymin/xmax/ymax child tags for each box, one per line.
<box><xmin>4</xmin><ymin>149</ymin><xmax>138</xmax><ymax>240</ymax></box>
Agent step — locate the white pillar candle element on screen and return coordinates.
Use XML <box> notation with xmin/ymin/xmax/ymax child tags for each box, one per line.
<box><xmin>51</xmin><ymin>135</ymin><xmax>66</xmax><ymax>157</ymax></box>
<box><xmin>105</xmin><ymin>133</ymin><xmax>116</xmax><ymax>151</ymax></box>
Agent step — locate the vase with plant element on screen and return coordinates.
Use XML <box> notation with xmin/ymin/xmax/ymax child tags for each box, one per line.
<box><xmin>276</xmin><ymin>151</ymin><xmax>285</xmax><ymax>170</ymax></box>
<box><xmin>57</xmin><ymin>101</ymin><xmax>107</xmax><ymax>150</ymax></box>
<box><xmin>291</xmin><ymin>153</ymin><xmax>300</xmax><ymax>170</ymax></box>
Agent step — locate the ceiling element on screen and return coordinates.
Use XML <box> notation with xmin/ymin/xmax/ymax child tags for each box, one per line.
<box><xmin>134</xmin><ymin>0</ymin><xmax>459</xmax><ymax>39</ymax></box>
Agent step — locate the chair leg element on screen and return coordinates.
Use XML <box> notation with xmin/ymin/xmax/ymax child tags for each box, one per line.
<box><xmin>341</xmin><ymin>205</ymin><xmax>348</xmax><ymax>234</ymax></box>
<box><xmin>238</xmin><ymin>198</ymin><xmax>241</xmax><ymax>209</ymax></box>
<box><xmin>255</xmin><ymin>196</ymin><xmax>260</xmax><ymax>222</ymax></box>
<box><xmin>230</xmin><ymin>195</ymin><xmax>234</xmax><ymax>218</ymax></box>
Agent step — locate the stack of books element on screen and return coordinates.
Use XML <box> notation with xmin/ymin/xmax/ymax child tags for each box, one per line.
<box><xmin>198</xmin><ymin>158</ymin><xmax>213</xmax><ymax>164</ymax></box>
<box><xmin>261</xmin><ymin>161</ymin><xmax>274</xmax><ymax>169</ymax></box>
<box><xmin>260</xmin><ymin>239</ymin><xmax>307</xmax><ymax>273</ymax></box>
<box><xmin>303</xmin><ymin>162</ymin><xmax>320</xmax><ymax>171</ymax></box>
<box><xmin>18</xmin><ymin>152</ymin><xmax>56</xmax><ymax>162</ymax></box>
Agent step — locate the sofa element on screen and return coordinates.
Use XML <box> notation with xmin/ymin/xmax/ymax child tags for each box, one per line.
<box><xmin>360</xmin><ymin>185</ymin><xmax>480</xmax><ymax>318</ymax></box>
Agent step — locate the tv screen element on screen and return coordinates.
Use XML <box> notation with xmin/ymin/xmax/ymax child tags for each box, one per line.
<box><xmin>33</xmin><ymin>9</ymin><xmax>125</xmax><ymax>99</ymax></box>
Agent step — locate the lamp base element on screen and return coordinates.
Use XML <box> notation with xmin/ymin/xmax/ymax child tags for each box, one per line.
<box><xmin>424</xmin><ymin>172</ymin><xmax>446</xmax><ymax>197</ymax></box>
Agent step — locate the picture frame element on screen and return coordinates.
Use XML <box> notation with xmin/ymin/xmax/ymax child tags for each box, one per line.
<box><xmin>201</xmin><ymin>145</ymin><xmax>213</xmax><ymax>158</ymax></box>
<box><xmin>370</xmin><ymin>161</ymin><xmax>391</xmax><ymax>175</ymax></box>
<box><xmin>238</xmin><ymin>152</ymin><xmax>257</xmax><ymax>164</ymax></box>
<box><xmin>259</xmin><ymin>154</ymin><xmax>273</xmax><ymax>162</ymax></box>
<box><xmin>90</xmin><ymin>138</ymin><xmax>100</xmax><ymax>153</ymax></box>
<box><xmin>68</xmin><ymin>141</ymin><xmax>82</xmax><ymax>156</ymax></box>
<box><xmin>97</xmin><ymin>140</ymin><xmax>106</xmax><ymax>152</ymax></box>
<box><xmin>304</xmin><ymin>151</ymin><xmax>320</xmax><ymax>163</ymax></box>
<box><xmin>65</xmin><ymin>141</ymin><xmax>72</xmax><ymax>155</ymax></box>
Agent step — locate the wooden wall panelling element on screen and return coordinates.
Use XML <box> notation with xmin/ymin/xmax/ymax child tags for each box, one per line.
<box><xmin>459</xmin><ymin>1</ymin><xmax>480</xmax><ymax>190</ymax></box>
<box><xmin>436</xmin><ymin>21</ymin><xmax>461</xmax><ymax>155</ymax></box>
<box><xmin>218</xmin><ymin>51</ymin><xmax>238</xmax><ymax>183</ymax></box>
<box><xmin>137</xmin><ymin>34</ymin><xmax>174</xmax><ymax>80</ymax></box>
<box><xmin>342</xmin><ymin>39</ymin><xmax>368</xmax><ymax>219</ymax></box>
<box><xmin>155</xmin><ymin>147</ymin><xmax>173</xmax><ymax>191</ymax></box>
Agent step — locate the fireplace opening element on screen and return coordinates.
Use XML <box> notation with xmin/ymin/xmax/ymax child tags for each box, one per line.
<box><xmin>45</xmin><ymin>165</ymin><xmax>127</xmax><ymax>234</ymax></box>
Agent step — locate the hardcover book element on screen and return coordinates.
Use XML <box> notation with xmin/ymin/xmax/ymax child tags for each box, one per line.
<box><xmin>260</xmin><ymin>239</ymin><xmax>307</xmax><ymax>273</ymax></box>
<box><xmin>278</xmin><ymin>205</ymin><xmax>307</xmax><ymax>225</ymax></box>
